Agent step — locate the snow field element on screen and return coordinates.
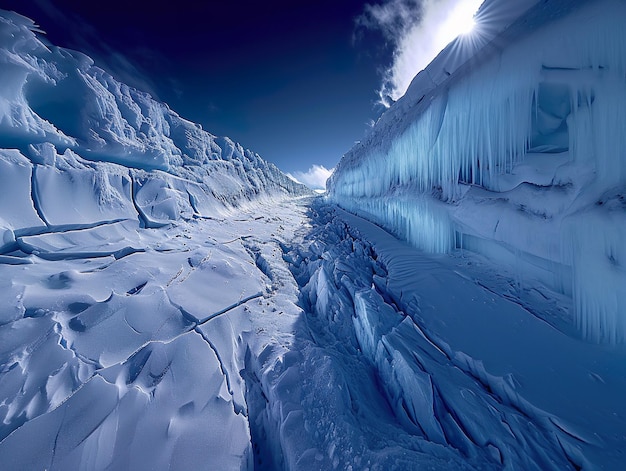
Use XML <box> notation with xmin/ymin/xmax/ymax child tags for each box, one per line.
<box><xmin>1</xmin><ymin>3</ymin><xmax>625</xmax><ymax>470</ymax></box>
<box><xmin>0</xmin><ymin>195</ymin><xmax>312</xmax><ymax>469</ymax></box>
<box><xmin>236</xmin><ymin>197</ymin><xmax>625</xmax><ymax>470</ymax></box>
<box><xmin>340</xmin><ymin>203</ymin><xmax>626</xmax><ymax>468</ymax></box>
<box><xmin>0</xmin><ymin>9</ymin><xmax>315</xmax><ymax>469</ymax></box>
<box><xmin>1</xmin><ymin>189</ymin><xmax>624</xmax><ymax>470</ymax></box>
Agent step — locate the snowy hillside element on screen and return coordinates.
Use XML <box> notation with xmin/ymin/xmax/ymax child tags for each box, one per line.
<box><xmin>0</xmin><ymin>9</ymin><xmax>309</xmax><ymax>236</ymax></box>
<box><xmin>328</xmin><ymin>0</ymin><xmax>626</xmax><ymax>343</ymax></box>
<box><xmin>2</xmin><ymin>4</ymin><xmax>626</xmax><ymax>471</ymax></box>
<box><xmin>0</xmin><ymin>9</ymin><xmax>312</xmax><ymax>469</ymax></box>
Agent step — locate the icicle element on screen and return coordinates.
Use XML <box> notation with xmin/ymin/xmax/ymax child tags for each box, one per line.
<box><xmin>329</xmin><ymin>0</ymin><xmax>626</xmax><ymax>342</ymax></box>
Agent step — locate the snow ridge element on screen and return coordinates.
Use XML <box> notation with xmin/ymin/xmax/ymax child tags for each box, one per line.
<box><xmin>0</xmin><ymin>10</ymin><xmax>312</xmax><ymax>469</ymax></box>
<box><xmin>0</xmin><ymin>10</ymin><xmax>309</xmax><ymax>235</ymax></box>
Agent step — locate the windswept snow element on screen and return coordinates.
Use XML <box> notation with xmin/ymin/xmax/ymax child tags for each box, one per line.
<box><xmin>0</xmin><ymin>199</ymin><xmax>306</xmax><ymax>470</ymax></box>
<box><xmin>2</xmin><ymin>195</ymin><xmax>625</xmax><ymax>470</ymax></box>
<box><xmin>271</xmin><ymin>200</ymin><xmax>626</xmax><ymax>470</ymax></box>
<box><xmin>0</xmin><ymin>8</ymin><xmax>314</xmax><ymax>469</ymax></box>
<box><xmin>0</xmin><ymin>10</ymin><xmax>308</xmax><ymax>209</ymax></box>
<box><xmin>1</xmin><ymin>2</ymin><xmax>625</xmax><ymax>470</ymax></box>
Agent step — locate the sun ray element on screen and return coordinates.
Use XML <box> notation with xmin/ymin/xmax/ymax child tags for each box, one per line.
<box><xmin>435</xmin><ymin>0</ymin><xmax>484</xmax><ymax>49</ymax></box>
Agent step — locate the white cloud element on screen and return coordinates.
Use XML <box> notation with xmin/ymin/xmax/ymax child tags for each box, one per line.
<box><xmin>287</xmin><ymin>165</ymin><xmax>333</xmax><ymax>191</ymax></box>
<box><xmin>359</xmin><ymin>0</ymin><xmax>484</xmax><ymax>106</ymax></box>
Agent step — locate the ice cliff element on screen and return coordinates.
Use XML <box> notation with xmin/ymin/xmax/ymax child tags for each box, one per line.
<box><xmin>0</xmin><ymin>9</ymin><xmax>309</xmax><ymax>239</ymax></box>
<box><xmin>328</xmin><ymin>0</ymin><xmax>626</xmax><ymax>343</ymax></box>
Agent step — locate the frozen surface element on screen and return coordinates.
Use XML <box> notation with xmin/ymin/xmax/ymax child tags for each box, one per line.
<box><xmin>0</xmin><ymin>198</ymin><xmax>306</xmax><ymax>470</ymax></box>
<box><xmin>1</xmin><ymin>4</ymin><xmax>625</xmax><ymax>470</ymax></box>
<box><xmin>249</xmin><ymin>199</ymin><xmax>626</xmax><ymax>470</ymax></box>
<box><xmin>329</xmin><ymin>0</ymin><xmax>626</xmax><ymax>342</ymax></box>
<box><xmin>1</xmin><ymin>194</ymin><xmax>625</xmax><ymax>470</ymax></box>
<box><xmin>0</xmin><ymin>8</ymin><xmax>310</xmax><ymax>469</ymax></box>
<box><xmin>0</xmin><ymin>9</ymin><xmax>309</xmax><ymax>218</ymax></box>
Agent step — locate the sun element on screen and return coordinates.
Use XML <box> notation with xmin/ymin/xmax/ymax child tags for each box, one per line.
<box><xmin>454</xmin><ymin>14</ymin><xmax>477</xmax><ymax>36</ymax></box>
<box><xmin>450</xmin><ymin>2</ymin><xmax>480</xmax><ymax>35</ymax></box>
<box><xmin>436</xmin><ymin>0</ymin><xmax>483</xmax><ymax>46</ymax></box>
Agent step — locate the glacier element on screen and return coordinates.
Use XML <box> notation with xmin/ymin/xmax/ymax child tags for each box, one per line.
<box><xmin>0</xmin><ymin>9</ymin><xmax>311</xmax><ymax>470</ymax></box>
<box><xmin>1</xmin><ymin>3</ymin><xmax>626</xmax><ymax>471</ymax></box>
<box><xmin>0</xmin><ymin>9</ymin><xmax>308</xmax><ymax>229</ymax></box>
<box><xmin>328</xmin><ymin>0</ymin><xmax>626</xmax><ymax>343</ymax></box>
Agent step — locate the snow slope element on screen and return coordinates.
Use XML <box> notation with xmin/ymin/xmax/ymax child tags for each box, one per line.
<box><xmin>2</xmin><ymin>5</ymin><xmax>625</xmax><ymax>471</ymax></box>
<box><xmin>328</xmin><ymin>0</ymin><xmax>626</xmax><ymax>343</ymax></box>
<box><xmin>0</xmin><ymin>197</ymin><xmax>310</xmax><ymax>470</ymax></box>
<box><xmin>282</xmin><ymin>200</ymin><xmax>626</xmax><ymax>470</ymax></box>
<box><xmin>0</xmin><ymin>9</ymin><xmax>309</xmax><ymax>235</ymax></box>
<box><xmin>0</xmin><ymin>9</ymin><xmax>312</xmax><ymax>469</ymax></box>
<box><xmin>5</xmin><ymin>189</ymin><xmax>621</xmax><ymax>470</ymax></box>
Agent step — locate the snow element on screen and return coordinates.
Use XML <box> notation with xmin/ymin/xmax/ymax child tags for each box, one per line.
<box><xmin>0</xmin><ymin>197</ymin><xmax>304</xmax><ymax>470</ymax></box>
<box><xmin>0</xmin><ymin>8</ymin><xmax>309</xmax><ymax>469</ymax></box>
<box><xmin>328</xmin><ymin>0</ymin><xmax>626</xmax><ymax>343</ymax></box>
<box><xmin>257</xmin><ymin>199</ymin><xmax>626</xmax><ymax>470</ymax></box>
<box><xmin>1</xmin><ymin>3</ymin><xmax>626</xmax><ymax>470</ymax></box>
<box><xmin>333</xmin><ymin>204</ymin><xmax>626</xmax><ymax>469</ymax></box>
<box><xmin>0</xmin><ymin>10</ymin><xmax>308</xmax><ymax>203</ymax></box>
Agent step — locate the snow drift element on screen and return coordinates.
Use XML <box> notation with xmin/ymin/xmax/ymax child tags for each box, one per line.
<box><xmin>0</xmin><ymin>9</ymin><xmax>311</xmax><ymax>470</ymax></box>
<box><xmin>328</xmin><ymin>0</ymin><xmax>626</xmax><ymax>342</ymax></box>
<box><xmin>0</xmin><ymin>9</ymin><xmax>309</xmax><ymax>240</ymax></box>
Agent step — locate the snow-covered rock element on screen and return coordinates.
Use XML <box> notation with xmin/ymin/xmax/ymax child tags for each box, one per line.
<box><xmin>328</xmin><ymin>0</ymin><xmax>626</xmax><ymax>343</ymax></box>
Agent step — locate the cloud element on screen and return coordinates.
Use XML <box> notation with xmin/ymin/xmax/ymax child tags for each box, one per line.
<box><xmin>357</xmin><ymin>0</ymin><xmax>424</xmax><ymax>42</ymax></box>
<box><xmin>358</xmin><ymin>0</ymin><xmax>484</xmax><ymax>106</ymax></box>
<box><xmin>287</xmin><ymin>165</ymin><xmax>333</xmax><ymax>191</ymax></box>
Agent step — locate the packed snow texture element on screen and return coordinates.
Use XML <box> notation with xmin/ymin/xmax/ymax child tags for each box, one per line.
<box><xmin>328</xmin><ymin>0</ymin><xmax>626</xmax><ymax>342</ymax></box>
<box><xmin>215</xmin><ymin>198</ymin><xmax>624</xmax><ymax>471</ymax></box>
<box><xmin>0</xmin><ymin>10</ymin><xmax>308</xmax><ymax>469</ymax></box>
<box><xmin>0</xmin><ymin>198</ymin><xmax>306</xmax><ymax>470</ymax></box>
<box><xmin>1</xmin><ymin>4</ymin><xmax>625</xmax><ymax>471</ymax></box>
<box><xmin>0</xmin><ymin>9</ymin><xmax>309</xmax><ymax>229</ymax></box>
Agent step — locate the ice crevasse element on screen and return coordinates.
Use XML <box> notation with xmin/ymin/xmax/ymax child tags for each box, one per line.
<box><xmin>328</xmin><ymin>0</ymin><xmax>626</xmax><ymax>343</ymax></box>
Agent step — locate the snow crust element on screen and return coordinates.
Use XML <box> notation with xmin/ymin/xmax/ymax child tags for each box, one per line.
<box><xmin>267</xmin><ymin>200</ymin><xmax>626</xmax><ymax>470</ymax></box>
<box><xmin>2</xmin><ymin>190</ymin><xmax>624</xmax><ymax>470</ymax></box>
<box><xmin>0</xmin><ymin>9</ymin><xmax>311</xmax><ymax>469</ymax></box>
<box><xmin>0</xmin><ymin>10</ymin><xmax>309</xmax><ymax>225</ymax></box>
<box><xmin>1</xmin><ymin>5</ymin><xmax>625</xmax><ymax>470</ymax></box>
<box><xmin>0</xmin><ymin>201</ymin><xmax>302</xmax><ymax>470</ymax></box>
<box><xmin>328</xmin><ymin>0</ymin><xmax>626</xmax><ymax>342</ymax></box>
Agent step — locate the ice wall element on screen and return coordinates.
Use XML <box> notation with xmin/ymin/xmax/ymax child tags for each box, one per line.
<box><xmin>0</xmin><ymin>10</ymin><xmax>309</xmax><ymax>237</ymax></box>
<box><xmin>328</xmin><ymin>0</ymin><xmax>626</xmax><ymax>342</ymax></box>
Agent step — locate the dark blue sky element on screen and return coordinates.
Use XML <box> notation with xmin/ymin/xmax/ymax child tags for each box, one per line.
<box><xmin>2</xmin><ymin>0</ymin><xmax>391</xmax><ymax>177</ymax></box>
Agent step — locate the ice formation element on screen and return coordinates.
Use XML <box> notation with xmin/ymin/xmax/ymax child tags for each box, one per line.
<box><xmin>328</xmin><ymin>0</ymin><xmax>626</xmax><ymax>342</ymax></box>
<box><xmin>0</xmin><ymin>9</ymin><xmax>308</xmax><ymax>235</ymax></box>
<box><xmin>0</xmin><ymin>10</ymin><xmax>309</xmax><ymax>469</ymax></box>
<box><xmin>1</xmin><ymin>4</ymin><xmax>625</xmax><ymax>470</ymax></box>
